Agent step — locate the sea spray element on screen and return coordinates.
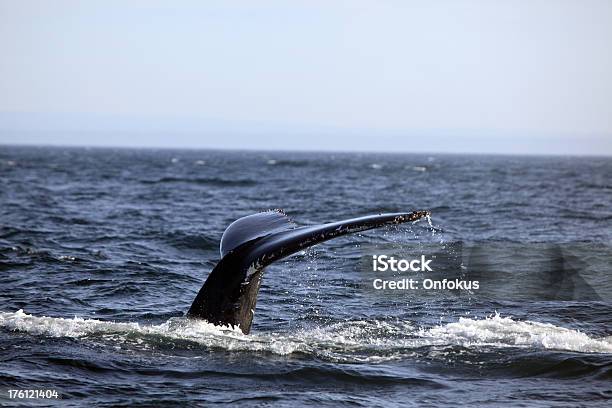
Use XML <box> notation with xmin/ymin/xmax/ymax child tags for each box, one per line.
<box><xmin>2</xmin><ymin>310</ymin><xmax>610</xmax><ymax>356</ymax></box>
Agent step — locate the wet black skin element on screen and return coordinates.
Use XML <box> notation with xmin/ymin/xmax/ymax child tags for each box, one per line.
<box><xmin>187</xmin><ymin>210</ymin><xmax>430</xmax><ymax>334</ymax></box>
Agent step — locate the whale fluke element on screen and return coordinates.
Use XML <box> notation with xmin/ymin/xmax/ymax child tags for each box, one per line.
<box><xmin>187</xmin><ymin>209</ymin><xmax>430</xmax><ymax>334</ymax></box>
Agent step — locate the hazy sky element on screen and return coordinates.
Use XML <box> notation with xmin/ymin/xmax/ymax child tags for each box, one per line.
<box><xmin>1</xmin><ymin>0</ymin><xmax>611</xmax><ymax>154</ymax></box>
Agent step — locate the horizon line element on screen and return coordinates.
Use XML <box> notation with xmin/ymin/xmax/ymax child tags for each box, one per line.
<box><xmin>2</xmin><ymin>142</ymin><xmax>611</xmax><ymax>159</ymax></box>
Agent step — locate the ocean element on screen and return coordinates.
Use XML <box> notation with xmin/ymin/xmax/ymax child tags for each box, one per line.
<box><xmin>1</xmin><ymin>145</ymin><xmax>611</xmax><ymax>406</ymax></box>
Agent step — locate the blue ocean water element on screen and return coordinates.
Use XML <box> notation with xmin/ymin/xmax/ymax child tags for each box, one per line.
<box><xmin>0</xmin><ymin>146</ymin><xmax>611</xmax><ymax>406</ymax></box>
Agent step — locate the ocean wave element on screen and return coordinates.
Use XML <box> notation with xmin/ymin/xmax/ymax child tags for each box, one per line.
<box><xmin>264</xmin><ymin>159</ymin><xmax>312</xmax><ymax>167</ymax></box>
<box><xmin>1</xmin><ymin>310</ymin><xmax>610</xmax><ymax>363</ymax></box>
<box><xmin>422</xmin><ymin>313</ymin><xmax>612</xmax><ymax>354</ymax></box>
<box><xmin>140</xmin><ymin>177</ymin><xmax>257</xmax><ymax>187</ymax></box>
<box><xmin>162</xmin><ymin>230</ymin><xmax>218</xmax><ymax>250</ymax></box>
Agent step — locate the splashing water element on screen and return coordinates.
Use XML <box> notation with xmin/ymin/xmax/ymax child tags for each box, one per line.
<box><xmin>2</xmin><ymin>310</ymin><xmax>610</xmax><ymax>361</ymax></box>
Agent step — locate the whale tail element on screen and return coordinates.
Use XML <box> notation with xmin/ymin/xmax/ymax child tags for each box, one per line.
<box><xmin>187</xmin><ymin>209</ymin><xmax>430</xmax><ymax>334</ymax></box>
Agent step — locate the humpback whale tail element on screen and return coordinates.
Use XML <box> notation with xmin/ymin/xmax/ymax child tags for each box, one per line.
<box><xmin>187</xmin><ymin>209</ymin><xmax>430</xmax><ymax>334</ymax></box>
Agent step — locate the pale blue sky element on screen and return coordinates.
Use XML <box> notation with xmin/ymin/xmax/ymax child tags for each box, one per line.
<box><xmin>0</xmin><ymin>0</ymin><xmax>611</xmax><ymax>154</ymax></box>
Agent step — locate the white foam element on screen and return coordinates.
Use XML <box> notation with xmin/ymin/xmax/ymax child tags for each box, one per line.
<box><xmin>422</xmin><ymin>313</ymin><xmax>612</xmax><ymax>353</ymax></box>
<box><xmin>1</xmin><ymin>310</ymin><xmax>610</xmax><ymax>359</ymax></box>
<box><xmin>0</xmin><ymin>310</ymin><xmax>301</xmax><ymax>355</ymax></box>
